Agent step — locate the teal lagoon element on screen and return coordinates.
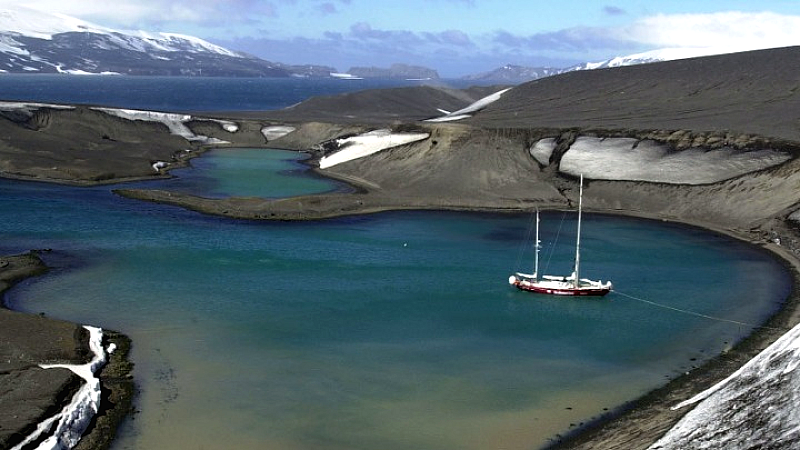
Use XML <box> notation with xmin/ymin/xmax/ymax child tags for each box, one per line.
<box><xmin>163</xmin><ymin>148</ymin><xmax>347</xmax><ymax>198</ymax></box>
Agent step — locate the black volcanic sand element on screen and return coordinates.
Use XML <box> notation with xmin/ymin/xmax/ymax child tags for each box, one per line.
<box><xmin>471</xmin><ymin>46</ymin><xmax>800</xmax><ymax>142</ymax></box>
<box><xmin>0</xmin><ymin>252</ymin><xmax>133</xmax><ymax>450</ymax></box>
<box><xmin>5</xmin><ymin>47</ymin><xmax>800</xmax><ymax>449</ymax></box>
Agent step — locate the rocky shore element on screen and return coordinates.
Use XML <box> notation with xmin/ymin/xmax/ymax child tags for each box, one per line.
<box><xmin>4</xmin><ymin>46</ymin><xmax>800</xmax><ymax>448</ymax></box>
<box><xmin>0</xmin><ymin>252</ymin><xmax>133</xmax><ymax>450</ymax></box>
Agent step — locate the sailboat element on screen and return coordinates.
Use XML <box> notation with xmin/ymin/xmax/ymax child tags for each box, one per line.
<box><xmin>508</xmin><ymin>175</ymin><xmax>612</xmax><ymax>296</ymax></box>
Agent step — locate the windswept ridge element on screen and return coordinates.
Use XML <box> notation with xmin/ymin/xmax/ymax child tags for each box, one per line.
<box><xmin>471</xmin><ymin>46</ymin><xmax>800</xmax><ymax>142</ymax></box>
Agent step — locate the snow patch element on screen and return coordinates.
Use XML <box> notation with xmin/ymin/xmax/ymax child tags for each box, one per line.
<box><xmin>530</xmin><ymin>138</ymin><xmax>557</xmax><ymax>166</ymax></box>
<box><xmin>158</xmin><ymin>32</ymin><xmax>241</xmax><ymax>57</ymax></box>
<box><xmin>262</xmin><ymin>126</ymin><xmax>296</xmax><ymax>141</ymax></box>
<box><xmin>92</xmin><ymin>108</ymin><xmax>229</xmax><ymax>144</ymax></box>
<box><xmin>580</xmin><ymin>47</ymin><xmax>746</xmax><ymax>70</ymax></box>
<box><xmin>330</xmin><ymin>72</ymin><xmax>363</xmax><ymax>80</ymax></box>
<box><xmin>0</xmin><ymin>101</ymin><xmax>74</xmax><ymax>111</ymax></box>
<box><xmin>319</xmin><ymin>129</ymin><xmax>429</xmax><ymax>169</ymax></box>
<box><xmin>209</xmin><ymin>119</ymin><xmax>238</xmax><ymax>133</ymax></box>
<box><xmin>425</xmin><ymin>88</ymin><xmax>512</xmax><ymax>122</ymax></box>
<box><xmin>56</xmin><ymin>67</ymin><xmax>121</xmax><ymax>75</ymax></box>
<box><xmin>560</xmin><ymin>137</ymin><xmax>790</xmax><ymax>184</ymax></box>
<box><xmin>649</xmin><ymin>321</ymin><xmax>800</xmax><ymax>449</ymax></box>
<box><xmin>11</xmin><ymin>326</ymin><xmax>113</xmax><ymax>450</ymax></box>
<box><xmin>0</xmin><ymin>34</ymin><xmax>28</xmax><ymax>56</ymax></box>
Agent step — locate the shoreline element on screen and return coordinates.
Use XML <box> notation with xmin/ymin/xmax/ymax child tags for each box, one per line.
<box><xmin>2</xmin><ymin>131</ymin><xmax>799</xmax><ymax>447</ymax></box>
<box><xmin>546</xmin><ymin>214</ymin><xmax>800</xmax><ymax>448</ymax></box>
<box><xmin>9</xmin><ymin>173</ymin><xmax>800</xmax><ymax>448</ymax></box>
<box><xmin>113</xmin><ymin>171</ymin><xmax>800</xmax><ymax>448</ymax></box>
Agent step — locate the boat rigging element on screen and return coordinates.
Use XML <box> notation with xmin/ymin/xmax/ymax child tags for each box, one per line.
<box><xmin>508</xmin><ymin>174</ymin><xmax>613</xmax><ymax>296</ymax></box>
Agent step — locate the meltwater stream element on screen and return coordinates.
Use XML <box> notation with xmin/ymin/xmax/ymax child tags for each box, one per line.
<box><xmin>1</xmin><ymin>149</ymin><xmax>790</xmax><ymax>450</ymax></box>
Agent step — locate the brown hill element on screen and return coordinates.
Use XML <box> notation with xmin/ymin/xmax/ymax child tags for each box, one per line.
<box><xmin>260</xmin><ymin>84</ymin><xmax>505</xmax><ymax>123</ymax></box>
<box><xmin>470</xmin><ymin>46</ymin><xmax>800</xmax><ymax>141</ymax></box>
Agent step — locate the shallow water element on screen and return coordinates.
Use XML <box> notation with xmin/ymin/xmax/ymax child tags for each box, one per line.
<box><xmin>1</xmin><ymin>150</ymin><xmax>790</xmax><ymax>450</ymax></box>
<box><xmin>162</xmin><ymin>148</ymin><xmax>346</xmax><ymax>198</ymax></box>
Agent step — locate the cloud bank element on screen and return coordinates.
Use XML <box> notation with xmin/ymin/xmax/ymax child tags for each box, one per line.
<box><xmin>622</xmin><ymin>12</ymin><xmax>800</xmax><ymax>52</ymax></box>
<box><xmin>220</xmin><ymin>10</ymin><xmax>800</xmax><ymax>76</ymax></box>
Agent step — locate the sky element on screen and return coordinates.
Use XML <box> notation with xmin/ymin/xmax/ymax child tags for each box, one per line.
<box><xmin>5</xmin><ymin>1</ymin><xmax>800</xmax><ymax>77</ymax></box>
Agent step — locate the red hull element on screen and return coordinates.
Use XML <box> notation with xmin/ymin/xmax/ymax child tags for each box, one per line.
<box><xmin>512</xmin><ymin>281</ymin><xmax>611</xmax><ymax>297</ymax></box>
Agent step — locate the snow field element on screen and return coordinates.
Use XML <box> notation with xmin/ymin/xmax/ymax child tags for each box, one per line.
<box><xmin>261</xmin><ymin>125</ymin><xmax>296</xmax><ymax>141</ymax></box>
<box><xmin>92</xmin><ymin>108</ymin><xmax>231</xmax><ymax>144</ymax></box>
<box><xmin>530</xmin><ymin>137</ymin><xmax>557</xmax><ymax>166</ymax></box>
<box><xmin>0</xmin><ymin>101</ymin><xmax>74</xmax><ymax>111</ymax></box>
<box><xmin>319</xmin><ymin>129</ymin><xmax>430</xmax><ymax>169</ymax></box>
<box><xmin>556</xmin><ymin>137</ymin><xmax>790</xmax><ymax>184</ymax></box>
<box><xmin>425</xmin><ymin>88</ymin><xmax>512</xmax><ymax>122</ymax></box>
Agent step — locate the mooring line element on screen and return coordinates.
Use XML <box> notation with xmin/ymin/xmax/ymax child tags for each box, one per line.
<box><xmin>613</xmin><ymin>289</ymin><xmax>786</xmax><ymax>331</ymax></box>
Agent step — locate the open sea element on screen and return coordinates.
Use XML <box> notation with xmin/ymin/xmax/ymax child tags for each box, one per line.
<box><xmin>0</xmin><ymin>75</ymin><xmax>792</xmax><ymax>449</ymax></box>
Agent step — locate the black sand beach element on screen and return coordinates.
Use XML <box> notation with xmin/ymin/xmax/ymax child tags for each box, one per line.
<box><xmin>4</xmin><ymin>46</ymin><xmax>800</xmax><ymax>448</ymax></box>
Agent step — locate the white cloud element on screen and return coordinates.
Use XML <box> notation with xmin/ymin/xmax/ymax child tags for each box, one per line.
<box><xmin>0</xmin><ymin>1</ymin><xmax>276</xmax><ymax>29</ymax></box>
<box><xmin>0</xmin><ymin>1</ymin><xmax>154</xmax><ymax>26</ymax></box>
<box><xmin>622</xmin><ymin>11</ymin><xmax>800</xmax><ymax>52</ymax></box>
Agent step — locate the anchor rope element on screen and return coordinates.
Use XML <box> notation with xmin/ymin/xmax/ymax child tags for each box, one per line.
<box><xmin>613</xmin><ymin>289</ymin><xmax>787</xmax><ymax>331</ymax></box>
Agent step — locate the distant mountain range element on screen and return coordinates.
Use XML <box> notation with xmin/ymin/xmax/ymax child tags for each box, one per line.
<box><xmin>0</xmin><ymin>6</ymin><xmax>737</xmax><ymax>82</ymax></box>
<box><xmin>0</xmin><ymin>6</ymin><xmax>336</xmax><ymax>77</ymax></box>
<box><xmin>463</xmin><ymin>47</ymin><xmax>733</xmax><ymax>83</ymax></box>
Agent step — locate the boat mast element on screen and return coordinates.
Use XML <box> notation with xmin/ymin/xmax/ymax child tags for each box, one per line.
<box><xmin>534</xmin><ymin>208</ymin><xmax>540</xmax><ymax>280</ymax></box>
<box><xmin>574</xmin><ymin>175</ymin><xmax>583</xmax><ymax>288</ymax></box>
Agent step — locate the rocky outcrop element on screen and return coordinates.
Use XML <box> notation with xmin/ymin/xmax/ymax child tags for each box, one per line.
<box><xmin>0</xmin><ymin>252</ymin><xmax>134</xmax><ymax>450</ymax></box>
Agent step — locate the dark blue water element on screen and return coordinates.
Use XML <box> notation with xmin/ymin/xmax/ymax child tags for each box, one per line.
<box><xmin>0</xmin><ymin>76</ymin><xmax>791</xmax><ymax>449</ymax></box>
<box><xmin>0</xmin><ymin>74</ymin><xmax>478</xmax><ymax>111</ymax></box>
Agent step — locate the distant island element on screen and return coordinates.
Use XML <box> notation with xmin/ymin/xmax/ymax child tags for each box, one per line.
<box><xmin>346</xmin><ymin>63</ymin><xmax>440</xmax><ymax>80</ymax></box>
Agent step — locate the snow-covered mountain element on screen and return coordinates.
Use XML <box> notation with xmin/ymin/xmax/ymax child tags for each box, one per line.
<box><xmin>465</xmin><ymin>47</ymin><xmax>738</xmax><ymax>84</ymax></box>
<box><xmin>0</xmin><ymin>6</ymin><xmax>292</xmax><ymax>76</ymax></box>
<box><xmin>573</xmin><ymin>47</ymin><xmax>736</xmax><ymax>70</ymax></box>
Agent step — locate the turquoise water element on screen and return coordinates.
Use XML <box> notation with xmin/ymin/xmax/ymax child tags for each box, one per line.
<box><xmin>163</xmin><ymin>148</ymin><xmax>346</xmax><ymax>198</ymax></box>
<box><xmin>1</xmin><ymin>150</ymin><xmax>790</xmax><ymax>450</ymax></box>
